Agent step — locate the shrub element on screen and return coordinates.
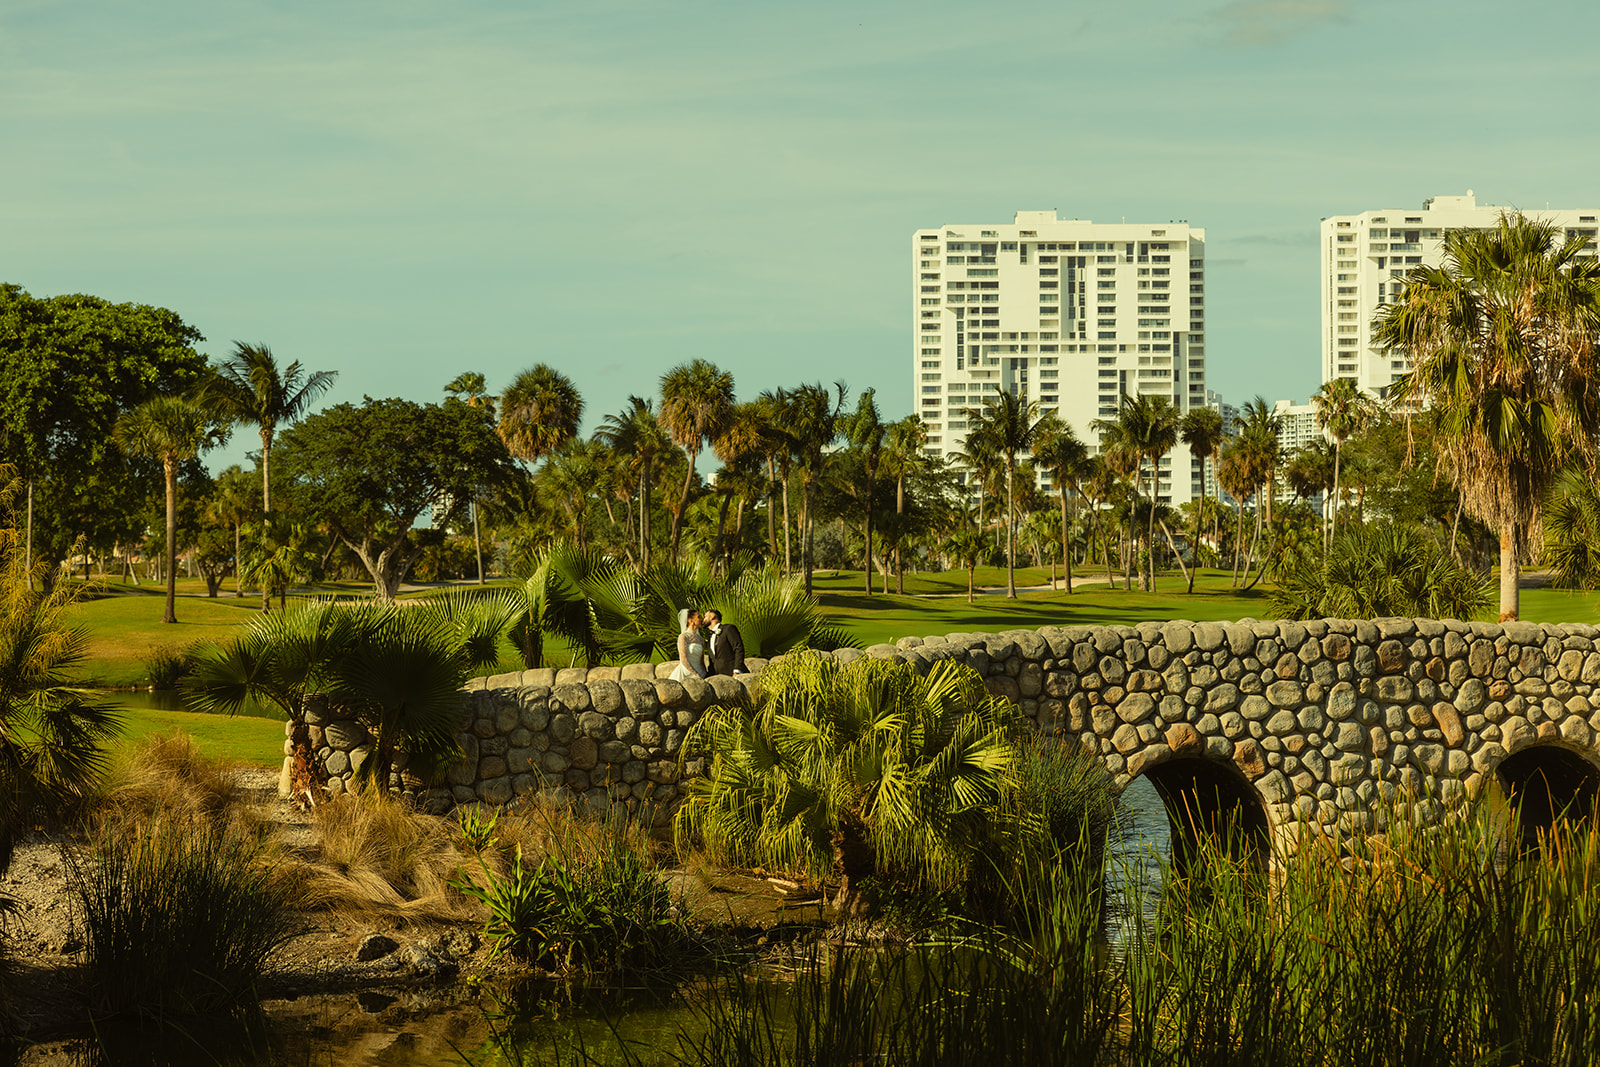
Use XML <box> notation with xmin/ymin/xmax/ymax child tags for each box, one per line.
<box><xmin>70</xmin><ymin>816</ymin><xmax>294</xmax><ymax>1020</ymax></box>
<box><xmin>141</xmin><ymin>642</ymin><xmax>200</xmax><ymax>689</ymax></box>
<box><xmin>1269</xmin><ymin>521</ymin><xmax>1493</xmax><ymax>620</ymax></box>
<box><xmin>96</xmin><ymin>731</ymin><xmax>253</xmax><ymax>831</ymax></box>
<box><xmin>456</xmin><ymin>814</ymin><xmax>693</xmax><ymax>978</ymax></box>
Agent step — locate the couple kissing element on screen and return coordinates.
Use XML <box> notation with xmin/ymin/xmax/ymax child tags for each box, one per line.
<box><xmin>669</xmin><ymin>607</ymin><xmax>747</xmax><ymax>682</ymax></box>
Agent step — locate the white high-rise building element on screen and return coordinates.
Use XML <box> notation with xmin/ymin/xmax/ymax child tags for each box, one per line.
<box><xmin>1272</xmin><ymin>399</ymin><xmax>1322</xmax><ymax>455</ymax></box>
<box><xmin>912</xmin><ymin>211</ymin><xmax>1207</xmax><ymax>504</ymax></box>
<box><xmin>1320</xmin><ymin>191</ymin><xmax>1600</xmax><ymax>397</ymax></box>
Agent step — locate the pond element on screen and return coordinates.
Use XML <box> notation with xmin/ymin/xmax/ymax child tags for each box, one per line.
<box><xmin>42</xmin><ymin>783</ymin><xmax>1175</xmax><ymax>1066</ymax></box>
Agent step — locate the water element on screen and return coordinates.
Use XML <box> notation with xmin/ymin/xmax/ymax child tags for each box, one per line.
<box><xmin>1105</xmin><ymin>775</ymin><xmax>1172</xmax><ymax>949</ymax></box>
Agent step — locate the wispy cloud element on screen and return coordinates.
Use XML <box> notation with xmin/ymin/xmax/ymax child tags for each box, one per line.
<box><xmin>1210</xmin><ymin>0</ymin><xmax>1350</xmax><ymax>46</ymax></box>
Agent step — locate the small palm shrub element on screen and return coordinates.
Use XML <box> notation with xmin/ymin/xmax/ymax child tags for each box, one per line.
<box><xmin>71</xmin><ymin>816</ymin><xmax>294</xmax><ymax>1020</ymax></box>
<box><xmin>675</xmin><ymin>653</ymin><xmax>1025</xmax><ymax>913</ymax></box>
<box><xmin>1269</xmin><ymin>521</ymin><xmax>1493</xmax><ymax>620</ymax></box>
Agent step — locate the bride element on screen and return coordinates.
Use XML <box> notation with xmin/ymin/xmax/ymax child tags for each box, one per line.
<box><xmin>668</xmin><ymin>608</ymin><xmax>707</xmax><ymax>682</ymax></box>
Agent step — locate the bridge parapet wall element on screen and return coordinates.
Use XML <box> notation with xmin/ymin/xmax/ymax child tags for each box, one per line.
<box><xmin>305</xmin><ymin>618</ymin><xmax>1600</xmax><ymax>839</ymax></box>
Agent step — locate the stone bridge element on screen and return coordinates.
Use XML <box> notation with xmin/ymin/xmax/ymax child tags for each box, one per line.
<box><xmin>306</xmin><ymin>616</ymin><xmax>1600</xmax><ymax>850</ymax></box>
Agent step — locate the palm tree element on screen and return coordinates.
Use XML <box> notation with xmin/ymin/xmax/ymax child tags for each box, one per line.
<box><xmin>659</xmin><ymin>360</ymin><xmax>735</xmax><ymax>564</ymax></box>
<box><xmin>203</xmin><ymin>343</ymin><xmax>336</xmax><ymax>516</ymax></box>
<box><xmin>1373</xmin><ymin>214</ymin><xmax>1600</xmax><ymax>621</ymax></box>
<box><xmin>499</xmin><ymin>363</ymin><xmax>583</xmax><ymax>473</ymax></box>
<box><xmin>186</xmin><ymin>597</ymin><xmax>513</xmax><ymax>798</ymax></box>
<box><xmin>1230</xmin><ymin>397</ymin><xmax>1281</xmax><ymax>589</ymax></box>
<box><xmin>1031</xmin><ymin>414</ymin><xmax>1087</xmax><ymax>594</ymax></box>
<box><xmin>882</xmin><ymin>416</ymin><xmax>928</xmax><ymax>593</ymax></box>
<box><xmin>537</xmin><ymin>439</ymin><xmax>609</xmax><ymax>549</ymax></box>
<box><xmin>964</xmin><ymin>387</ymin><xmax>1048</xmax><ymax>598</ymax></box>
<box><xmin>1093</xmin><ymin>393</ymin><xmax>1178</xmax><ymax>592</ymax></box>
<box><xmin>114</xmin><ymin>397</ymin><xmax>228</xmax><ymax>624</ymax></box>
<box><xmin>0</xmin><ymin>480</ymin><xmax>120</xmax><ymax>874</ymax></box>
<box><xmin>596</xmin><ymin>397</ymin><xmax>673</xmax><ymax>571</ymax></box>
<box><xmin>709</xmin><ymin>401</ymin><xmax>766</xmax><ymax>572</ymax></box>
<box><xmin>948</xmin><ymin>527</ymin><xmax>987</xmax><ymax>604</ymax></box>
<box><xmin>1311</xmin><ymin>376</ymin><xmax>1376</xmax><ymax>550</ymax></box>
<box><xmin>1180</xmin><ymin>406</ymin><xmax>1226</xmax><ymax>593</ymax></box>
<box><xmin>780</xmin><ymin>383</ymin><xmax>844</xmax><ymax>596</ymax></box>
<box><xmin>207</xmin><ymin>465</ymin><xmax>260</xmax><ymax>598</ymax></box>
<box><xmin>445</xmin><ymin>372</ymin><xmax>499</xmax><ymax>584</ymax></box>
<box><xmin>842</xmin><ymin>390</ymin><xmax>888</xmax><ymax>595</ymax></box>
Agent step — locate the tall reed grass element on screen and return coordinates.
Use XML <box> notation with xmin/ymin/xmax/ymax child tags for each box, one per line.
<box><xmin>70</xmin><ymin>816</ymin><xmax>295</xmax><ymax>1021</ymax></box>
<box><xmin>494</xmin><ymin>797</ymin><xmax>1600</xmax><ymax>1066</ymax></box>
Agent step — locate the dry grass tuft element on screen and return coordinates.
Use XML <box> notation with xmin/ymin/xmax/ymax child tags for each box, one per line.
<box><xmin>95</xmin><ymin>731</ymin><xmax>261</xmax><ymax>835</ymax></box>
<box><xmin>280</xmin><ymin>786</ymin><xmax>471</xmax><ymax>923</ymax></box>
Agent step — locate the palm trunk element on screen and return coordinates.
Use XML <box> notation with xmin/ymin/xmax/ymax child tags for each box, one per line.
<box><xmin>1450</xmin><ymin>499</ymin><xmax>1464</xmax><ymax>563</ymax></box>
<box><xmin>261</xmin><ymin>430</ymin><xmax>273</xmax><ymax>514</ymax></box>
<box><xmin>1242</xmin><ymin>493</ymin><xmax>1267</xmax><ymax>590</ymax></box>
<box><xmin>802</xmin><ymin>479</ymin><xmax>815</xmax><ymax>596</ymax></box>
<box><xmin>1231</xmin><ymin>504</ymin><xmax>1245</xmax><ymax>587</ymax></box>
<box><xmin>967</xmin><ymin>563</ymin><xmax>975</xmax><ymax>604</ymax></box>
<box><xmin>1005</xmin><ymin>460</ymin><xmax>1017</xmax><ymax>598</ymax></box>
<box><xmin>782</xmin><ymin>468</ymin><xmax>793</xmax><ymax>573</ymax></box>
<box><xmin>162</xmin><ymin>458</ymin><xmax>178</xmax><ymax>624</ymax></box>
<box><xmin>766</xmin><ymin>456</ymin><xmax>778</xmax><ymax>560</ymax></box>
<box><xmin>1060</xmin><ymin>486</ymin><xmax>1074</xmax><ymax>595</ymax></box>
<box><xmin>472</xmin><ymin>498</ymin><xmax>485</xmax><ymax>584</ymax></box>
<box><xmin>233</xmin><ymin>521</ymin><xmax>243</xmax><ymax>596</ymax></box>
<box><xmin>1187</xmin><ymin>457</ymin><xmax>1205</xmax><ymax>594</ymax></box>
<box><xmin>24</xmin><ymin>478</ymin><xmax>33</xmax><ymax>591</ymax></box>
<box><xmin>895</xmin><ymin>471</ymin><xmax>906</xmax><ymax>594</ymax></box>
<box><xmin>863</xmin><ymin>471</ymin><xmax>875</xmax><ymax>597</ymax></box>
<box><xmin>1499</xmin><ymin>528</ymin><xmax>1519</xmax><ymax>622</ymax></box>
<box><xmin>1144</xmin><ymin>454</ymin><xmax>1159</xmax><ymax>593</ymax></box>
<box><xmin>641</xmin><ymin>466</ymin><xmax>653</xmax><ymax>571</ymax></box>
<box><xmin>1162</xmin><ymin>520</ymin><xmax>1191</xmax><ymax>587</ymax></box>
<box><xmin>669</xmin><ymin>448</ymin><xmax>697</xmax><ymax>562</ymax></box>
<box><xmin>1329</xmin><ymin>442</ymin><xmax>1342</xmax><ymax>552</ymax></box>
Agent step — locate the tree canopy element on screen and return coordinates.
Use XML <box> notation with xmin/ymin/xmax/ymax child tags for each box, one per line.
<box><xmin>276</xmin><ymin>396</ymin><xmax>513</xmax><ymax>599</ymax></box>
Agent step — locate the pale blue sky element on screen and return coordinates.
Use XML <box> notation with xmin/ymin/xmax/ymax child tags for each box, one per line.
<box><xmin>5</xmin><ymin>0</ymin><xmax>1598</xmax><ymax>469</ymax></box>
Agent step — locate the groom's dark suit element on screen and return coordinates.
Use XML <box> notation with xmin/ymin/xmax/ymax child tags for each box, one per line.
<box><xmin>708</xmin><ymin>623</ymin><xmax>748</xmax><ymax>675</ymax></box>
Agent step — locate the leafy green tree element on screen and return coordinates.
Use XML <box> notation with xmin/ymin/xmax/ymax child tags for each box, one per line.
<box><xmin>659</xmin><ymin>360</ymin><xmax>735</xmax><ymax>564</ymax></box>
<box><xmin>1374</xmin><ymin>214</ymin><xmax>1600</xmax><ymax>621</ymax></box>
<box><xmin>0</xmin><ymin>286</ymin><xmax>208</xmax><ymax>579</ymax></box>
<box><xmin>1180</xmin><ymin>406</ymin><xmax>1227</xmax><ymax>593</ymax></box>
<box><xmin>0</xmin><ymin>477</ymin><xmax>120</xmax><ymax>873</ymax></box>
<box><xmin>113</xmin><ymin>397</ymin><xmax>229</xmax><ymax>623</ymax></box>
<box><xmin>276</xmin><ymin>397</ymin><xmax>513</xmax><ymax>600</ymax></box>
<box><xmin>1312</xmin><ymin>376</ymin><xmax>1376</xmax><ymax>549</ymax></box>
<box><xmin>207</xmin><ymin>466</ymin><xmax>260</xmax><ymax>597</ymax></box>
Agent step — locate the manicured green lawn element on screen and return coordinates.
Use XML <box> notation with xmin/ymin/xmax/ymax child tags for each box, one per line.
<box><xmin>60</xmin><ymin>566</ymin><xmax>1600</xmax><ymax>691</ymax></box>
<box><xmin>101</xmin><ymin>693</ymin><xmax>287</xmax><ymax>769</ymax></box>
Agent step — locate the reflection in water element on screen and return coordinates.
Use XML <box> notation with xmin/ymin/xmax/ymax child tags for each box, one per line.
<box><xmin>1105</xmin><ymin>775</ymin><xmax>1171</xmax><ymax>950</ymax></box>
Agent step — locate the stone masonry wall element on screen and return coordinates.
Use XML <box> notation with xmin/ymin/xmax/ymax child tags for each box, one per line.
<box><xmin>306</xmin><ymin>617</ymin><xmax>1600</xmax><ymax>845</ymax></box>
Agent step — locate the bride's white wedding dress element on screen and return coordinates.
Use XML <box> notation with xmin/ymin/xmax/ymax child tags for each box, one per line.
<box><xmin>669</xmin><ymin>628</ymin><xmax>706</xmax><ymax>682</ymax></box>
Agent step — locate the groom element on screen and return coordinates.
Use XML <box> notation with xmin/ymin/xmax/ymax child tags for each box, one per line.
<box><xmin>704</xmin><ymin>609</ymin><xmax>747</xmax><ymax>676</ymax></box>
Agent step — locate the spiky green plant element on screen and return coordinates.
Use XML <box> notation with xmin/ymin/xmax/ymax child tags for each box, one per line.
<box><xmin>1269</xmin><ymin>520</ymin><xmax>1493</xmax><ymax>621</ymax></box>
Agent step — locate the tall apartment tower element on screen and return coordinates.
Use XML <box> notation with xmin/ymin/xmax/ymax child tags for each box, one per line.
<box><xmin>912</xmin><ymin>210</ymin><xmax>1207</xmax><ymax>505</ymax></box>
<box><xmin>1320</xmin><ymin>191</ymin><xmax>1600</xmax><ymax>397</ymax></box>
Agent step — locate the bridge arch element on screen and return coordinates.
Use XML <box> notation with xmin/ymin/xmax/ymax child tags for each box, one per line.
<box><xmin>1130</xmin><ymin>754</ymin><xmax>1272</xmax><ymax>873</ymax></box>
<box><xmin>1490</xmin><ymin>742</ymin><xmax>1600</xmax><ymax>847</ymax></box>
